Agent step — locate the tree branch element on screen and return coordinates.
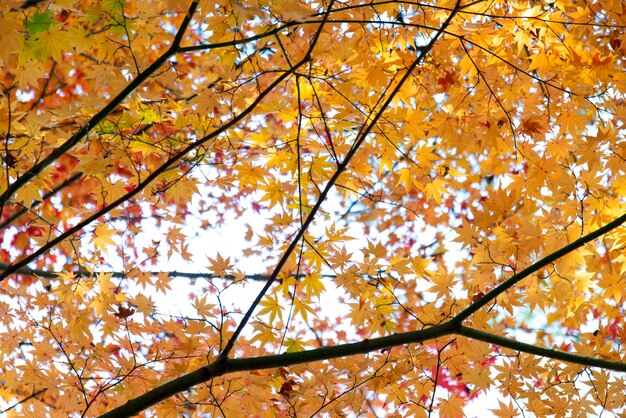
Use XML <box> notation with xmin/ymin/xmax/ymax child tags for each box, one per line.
<box><xmin>0</xmin><ymin>1</ymin><xmax>199</xmax><ymax>211</ymax></box>
<box><xmin>99</xmin><ymin>322</ymin><xmax>456</xmax><ymax>418</ymax></box>
<box><xmin>96</xmin><ymin>205</ymin><xmax>626</xmax><ymax>416</ymax></box>
<box><xmin>0</xmin><ymin>50</ymin><xmax>306</xmax><ymax>283</ymax></box>
<box><xmin>0</xmin><ymin>262</ymin><xmax>339</xmax><ymax>281</ymax></box>
<box><xmin>453</xmin><ymin>211</ymin><xmax>626</xmax><ymax>323</ymax></box>
<box><xmin>99</xmin><ymin>319</ymin><xmax>626</xmax><ymax>417</ymax></box>
<box><xmin>0</xmin><ymin>172</ymin><xmax>81</xmax><ymax>231</ymax></box>
<box><xmin>457</xmin><ymin>325</ymin><xmax>626</xmax><ymax>372</ymax></box>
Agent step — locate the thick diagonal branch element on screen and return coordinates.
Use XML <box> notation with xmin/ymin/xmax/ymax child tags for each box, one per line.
<box><xmin>99</xmin><ymin>318</ymin><xmax>626</xmax><ymax>417</ymax></box>
<box><xmin>0</xmin><ymin>1</ymin><xmax>199</xmax><ymax>214</ymax></box>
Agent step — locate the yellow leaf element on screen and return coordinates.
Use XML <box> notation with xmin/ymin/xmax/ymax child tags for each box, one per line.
<box><xmin>91</xmin><ymin>224</ymin><xmax>117</xmax><ymax>253</ymax></box>
<box><xmin>301</xmin><ymin>273</ymin><xmax>325</xmax><ymax>297</ymax></box>
<box><xmin>424</xmin><ymin>178</ymin><xmax>449</xmax><ymax>204</ymax></box>
<box><xmin>258</xmin><ymin>294</ymin><xmax>283</xmax><ymax>325</ymax></box>
<box><xmin>33</xmin><ymin>28</ymin><xmax>72</xmax><ymax>61</ymax></box>
<box><xmin>428</xmin><ymin>270</ymin><xmax>455</xmax><ymax>299</ymax></box>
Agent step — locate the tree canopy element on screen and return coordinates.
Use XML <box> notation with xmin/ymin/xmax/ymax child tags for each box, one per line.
<box><xmin>1</xmin><ymin>0</ymin><xmax>626</xmax><ymax>416</ymax></box>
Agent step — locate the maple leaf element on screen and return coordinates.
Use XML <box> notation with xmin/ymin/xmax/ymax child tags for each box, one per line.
<box><xmin>91</xmin><ymin>224</ymin><xmax>117</xmax><ymax>253</ymax></box>
<box><xmin>425</xmin><ymin>178</ymin><xmax>450</xmax><ymax>204</ymax></box>
<box><xmin>25</xmin><ymin>10</ymin><xmax>56</xmax><ymax>35</ymax></box>
<box><xmin>207</xmin><ymin>253</ymin><xmax>233</xmax><ymax>278</ymax></box>
<box><xmin>490</xmin><ymin>400</ymin><xmax>521</xmax><ymax>417</ymax></box>
<box><xmin>428</xmin><ymin>270</ymin><xmax>455</xmax><ymax>299</ymax></box>
<box><xmin>396</xmin><ymin>167</ymin><xmax>421</xmax><ymax>192</ymax></box>
<box><xmin>292</xmin><ymin>298</ymin><xmax>316</xmax><ymax>322</ymax></box>
<box><xmin>300</xmin><ymin>273</ymin><xmax>325</xmax><ymax>297</ymax></box>
<box><xmin>347</xmin><ymin>301</ymin><xmax>370</xmax><ymax>329</ymax></box>
<box><xmin>14</xmin><ymin>60</ymin><xmax>47</xmax><ymax>90</ymax></box>
<box><xmin>438</xmin><ymin>394</ymin><xmax>466</xmax><ymax>418</ymax></box>
<box><xmin>284</xmin><ymin>337</ymin><xmax>307</xmax><ymax>353</ymax></box>
<box><xmin>113</xmin><ymin>304</ymin><xmax>136</xmax><ymax>319</ymax></box>
<box><xmin>363</xmin><ymin>240</ymin><xmax>387</xmax><ymax>260</ymax></box>
<box><xmin>598</xmin><ymin>273</ymin><xmax>623</xmax><ymax>303</ymax></box>
<box><xmin>130</xmin><ymin>294</ymin><xmax>154</xmax><ymax>316</ymax></box>
<box><xmin>437</xmin><ymin>69</ymin><xmax>458</xmax><ymax>91</ymax></box>
<box><xmin>32</xmin><ymin>28</ymin><xmax>72</xmax><ymax>61</ymax></box>
<box><xmin>453</xmin><ymin>218</ymin><xmax>479</xmax><ymax>248</ymax></box>
<box><xmin>258</xmin><ymin>294</ymin><xmax>283</xmax><ymax>325</ymax></box>
<box><xmin>519</xmin><ymin>117</ymin><xmax>547</xmax><ymax>137</ymax></box>
<box><xmin>193</xmin><ymin>295</ymin><xmax>215</xmax><ymax>318</ymax></box>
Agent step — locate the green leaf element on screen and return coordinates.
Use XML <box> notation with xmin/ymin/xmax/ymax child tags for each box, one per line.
<box><xmin>26</xmin><ymin>10</ymin><xmax>56</xmax><ymax>36</ymax></box>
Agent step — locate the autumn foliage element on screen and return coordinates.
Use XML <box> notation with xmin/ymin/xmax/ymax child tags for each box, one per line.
<box><xmin>1</xmin><ymin>0</ymin><xmax>626</xmax><ymax>416</ymax></box>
